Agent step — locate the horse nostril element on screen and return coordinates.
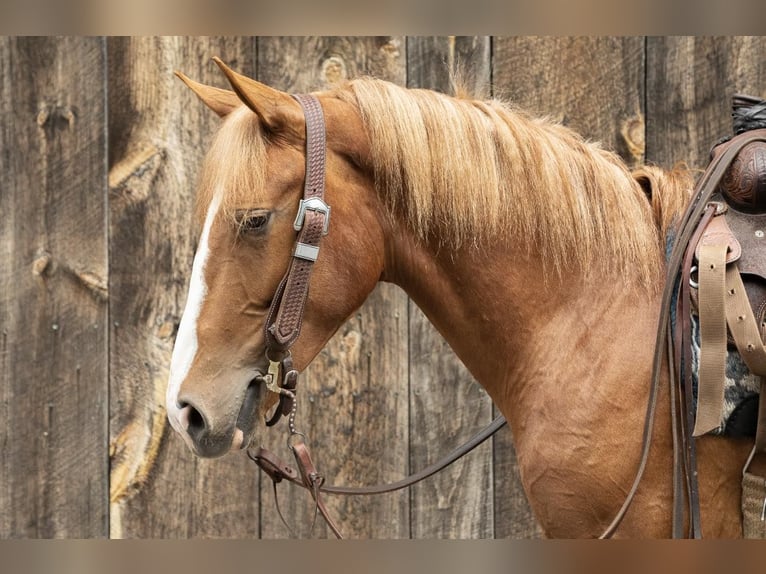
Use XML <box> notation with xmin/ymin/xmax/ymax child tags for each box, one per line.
<box><xmin>174</xmin><ymin>398</ymin><xmax>233</xmax><ymax>457</ymax></box>
<box><xmin>187</xmin><ymin>406</ymin><xmax>205</xmax><ymax>432</ymax></box>
<box><xmin>178</xmin><ymin>402</ymin><xmax>207</xmax><ymax>434</ymax></box>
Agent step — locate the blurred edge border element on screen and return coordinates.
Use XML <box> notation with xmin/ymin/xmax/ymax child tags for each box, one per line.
<box><xmin>0</xmin><ymin>0</ymin><xmax>765</xmax><ymax>35</ymax></box>
<box><xmin>2</xmin><ymin>540</ymin><xmax>766</xmax><ymax>574</ymax></box>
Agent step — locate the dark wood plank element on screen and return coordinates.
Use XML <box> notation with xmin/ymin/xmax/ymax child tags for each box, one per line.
<box><xmin>491</xmin><ymin>36</ymin><xmax>646</xmax><ymax>538</ymax></box>
<box><xmin>256</xmin><ymin>36</ymin><xmax>411</xmax><ymax>539</ymax></box>
<box><xmin>405</xmin><ymin>36</ymin><xmax>498</xmax><ymax>539</ymax></box>
<box><xmin>107</xmin><ymin>36</ymin><xmax>260</xmax><ymax>538</ymax></box>
<box><xmin>257</xmin><ymin>36</ymin><xmax>406</xmax><ymax>91</ymax></box>
<box><xmin>494</xmin><ymin>36</ymin><xmax>647</xmax><ymax>167</ymax></box>
<box><xmin>0</xmin><ymin>36</ymin><xmax>108</xmax><ymax>537</ymax></box>
<box><xmin>407</xmin><ymin>36</ymin><xmax>491</xmax><ymax>97</ymax></box>
<box><xmin>646</xmin><ymin>36</ymin><xmax>766</xmax><ymax>169</ymax></box>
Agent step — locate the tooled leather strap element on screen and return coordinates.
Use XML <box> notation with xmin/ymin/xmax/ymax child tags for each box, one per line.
<box><xmin>265</xmin><ymin>94</ymin><xmax>330</xmax><ymax>352</ymax></box>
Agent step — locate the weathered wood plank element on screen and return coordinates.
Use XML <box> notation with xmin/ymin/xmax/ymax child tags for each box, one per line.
<box><xmin>405</xmin><ymin>36</ymin><xmax>497</xmax><ymax>539</ymax></box>
<box><xmin>491</xmin><ymin>36</ymin><xmax>646</xmax><ymax>538</ymax></box>
<box><xmin>107</xmin><ymin>36</ymin><xmax>260</xmax><ymax>538</ymax></box>
<box><xmin>0</xmin><ymin>36</ymin><xmax>108</xmax><ymax>538</ymax></box>
<box><xmin>646</xmin><ymin>36</ymin><xmax>766</xmax><ymax>169</ymax></box>
<box><xmin>256</xmin><ymin>36</ymin><xmax>410</xmax><ymax>539</ymax></box>
<box><xmin>494</xmin><ymin>37</ymin><xmax>647</xmax><ymax>167</ymax></box>
<box><xmin>407</xmin><ymin>36</ymin><xmax>491</xmax><ymax>98</ymax></box>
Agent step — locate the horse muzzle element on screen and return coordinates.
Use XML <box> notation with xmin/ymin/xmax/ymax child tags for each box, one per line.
<box><xmin>170</xmin><ymin>372</ymin><xmax>267</xmax><ymax>458</ymax></box>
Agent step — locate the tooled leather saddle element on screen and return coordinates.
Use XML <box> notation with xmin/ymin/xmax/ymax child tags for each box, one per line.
<box><xmin>689</xmin><ymin>95</ymin><xmax>766</xmax><ymax>438</ymax></box>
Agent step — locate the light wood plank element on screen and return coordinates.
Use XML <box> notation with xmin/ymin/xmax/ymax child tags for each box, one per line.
<box><xmin>0</xmin><ymin>36</ymin><xmax>108</xmax><ymax>538</ymax></box>
<box><xmin>646</xmin><ymin>36</ymin><xmax>766</xmax><ymax>169</ymax></box>
<box><xmin>107</xmin><ymin>36</ymin><xmax>260</xmax><ymax>538</ymax></box>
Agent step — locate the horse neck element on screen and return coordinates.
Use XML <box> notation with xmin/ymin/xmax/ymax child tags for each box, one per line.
<box><xmin>382</xmin><ymin>227</ymin><xmax>663</xmax><ymax>414</ymax></box>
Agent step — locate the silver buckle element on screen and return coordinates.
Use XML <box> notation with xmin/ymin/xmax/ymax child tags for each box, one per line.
<box><xmin>293</xmin><ymin>197</ymin><xmax>331</xmax><ymax>235</ymax></box>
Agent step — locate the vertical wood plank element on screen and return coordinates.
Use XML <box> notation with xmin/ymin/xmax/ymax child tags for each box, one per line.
<box><xmin>491</xmin><ymin>36</ymin><xmax>646</xmax><ymax>538</ymax></box>
<box><xmin>0</xmin><ymin>36</ymin><xmax>108</xmax><ymax>537</ymax></box>
<box><xmin>256</xmin><ymin>36</ymin><xmax>411</xmax><ymax>539</ymax></box>
<box><xmin>494</xmin><ymin>37</ymin><xmax>647</xmax><ymax>167</ymax></box>
<box><xmin>405</xmin><ymin>36</ymin><xmax>497</xmax><ymax>539</ymax></box>
<box><xmin>646</xmin><ymin>36</ymin><xmax>766</xmax><ymax>169</ymax></box>
<box><xmin>107</xmin><ymin>36</ymin><xmax>260</xmax><ymax>538</ymax></box>
<box><xmin>407</xmin><ymin>36</ymin><xmax>492</xmax><ymax>98</ymax></box>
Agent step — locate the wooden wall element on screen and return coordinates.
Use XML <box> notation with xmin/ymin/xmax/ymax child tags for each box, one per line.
<box><xmin>2</xmin><ymin>36</ymin><xmax>765</xmax><ymax>538</ymax></box>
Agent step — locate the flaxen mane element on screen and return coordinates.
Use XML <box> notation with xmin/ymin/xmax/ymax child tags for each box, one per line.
<box><xmin>337</xmin><ymin>78</ymin><xmax>695</xmax><ymax>283</ymax></box>
<box><xmin>197</xmin><ymin>78</ymin><xmax>695</xmax><ymax>285</ymax></box>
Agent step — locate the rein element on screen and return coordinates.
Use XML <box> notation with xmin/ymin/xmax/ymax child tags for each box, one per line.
<box><xmin>249</xmin><ymin>94</ymin><xmax>507</xmax><ymax>539</ymax></box>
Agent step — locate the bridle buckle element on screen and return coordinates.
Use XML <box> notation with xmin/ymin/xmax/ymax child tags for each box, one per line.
<box><xmin>293</xmin><ymin>197</ymin><xmax>331</xmax><ymax>235</ymax></box>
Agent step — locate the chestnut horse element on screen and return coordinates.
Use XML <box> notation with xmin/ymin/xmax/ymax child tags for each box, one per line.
<box><xmin>165</xmin><ymin>58</ymin><xmax>753</xmax><ymax>538</ymax></box>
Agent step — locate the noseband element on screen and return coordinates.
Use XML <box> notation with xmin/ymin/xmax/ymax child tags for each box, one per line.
<box><xmin>249</xmin><ymin>94</ymin><xmax>507</xmax><ymax>538</ymax></box>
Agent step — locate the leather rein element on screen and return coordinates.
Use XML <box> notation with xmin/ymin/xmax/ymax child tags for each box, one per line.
<box><xmin>247</xmin><ymin>94</ymin><xmax>507</xmax><ymax>539</ymax></box>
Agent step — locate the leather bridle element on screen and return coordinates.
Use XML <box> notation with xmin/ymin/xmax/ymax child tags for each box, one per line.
<box><xmin>248</xmin><ymin>94</ymin><xmax>507</xmax><ymax>538</ymax></box>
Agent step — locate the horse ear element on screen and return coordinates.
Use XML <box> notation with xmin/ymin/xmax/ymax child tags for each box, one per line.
<box><xmin>175</xmin><ymin>71</ymin><xmax>240</xmax><ymax>117</ymax></box>
<box><xmin>212</xmin><ymin>57</ymin><xmax>302</xmax><ymax>133</ymax></box>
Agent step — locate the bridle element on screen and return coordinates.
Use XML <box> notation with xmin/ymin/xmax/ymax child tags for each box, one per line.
<box><xmin>247</xmin><ymin>93</ymin><xmax>507</xmax><ymax>538</ymax></box>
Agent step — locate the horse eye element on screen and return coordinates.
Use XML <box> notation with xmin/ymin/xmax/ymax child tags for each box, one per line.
<box><xmin>236</xmin><ymin>210</ymin><xmax>270</xmax><ymax>235</ymax></box>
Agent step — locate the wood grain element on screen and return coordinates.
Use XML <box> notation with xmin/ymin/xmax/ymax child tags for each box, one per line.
<box><xmin>5</xmin><ymin>35</ymin><xmax>766</xmax><ymax>540</ymax></box>
<box><xmin>107</xmin><ymin>36</ymin><xmax>260</xmax><ymax>538</ymax></box>
<box><xmin>494</xmin><ymin>37</ymin><xmax>647</xmax><ymax>167</ymax></box>
<box><xmin>0</xmin><ymin>37</ymin><xmax>108</xmax><ymax>537</ymax></box>
<box><xmin>646</xmin><ymin>37</ymin><xmax>766</xmax><ymax>169</ymax></box>
<box><xmin>407</xmin><ymin>36</ymin><xmax>491</xmax><ymax>98</ymax></box>
<box><xmin>256</xmin><ymin>36</ymin><xmax>411</xmax><ymax>538</ymax></box>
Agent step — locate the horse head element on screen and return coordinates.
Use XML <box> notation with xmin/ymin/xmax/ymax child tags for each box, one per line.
<box><xmin>166</xmin><ymin>59</ymin><xmax>385</xmax><ymax>457</ymax></box>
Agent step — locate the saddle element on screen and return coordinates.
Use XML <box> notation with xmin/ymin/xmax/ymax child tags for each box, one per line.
<box><xmin>679</xmin><ymin>94</ymin><xmax>766</xmax><ymax>538</ymax></box>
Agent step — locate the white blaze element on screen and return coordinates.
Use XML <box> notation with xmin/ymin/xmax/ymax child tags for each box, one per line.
<box><xmin>166</xmin><ymin>193</ymin><xmax>222</xmax><ymax>434</ymax></box>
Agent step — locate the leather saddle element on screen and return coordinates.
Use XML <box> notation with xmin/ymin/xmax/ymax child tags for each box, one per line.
<box><xmin>709</xmin><ymin>128</ymin><xmax>766</xmax><ymax>342</ymax></box>
<box><xmin>689</xmin><ymin>95</ymin><xmax>766</xmax><ymax>437</ymax></box>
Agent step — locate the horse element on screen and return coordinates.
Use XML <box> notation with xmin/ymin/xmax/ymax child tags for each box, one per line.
<box><xmin>164</xmin><ymin>57</ymin><xmax>755</xmax><ymax>538</ymax></box>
